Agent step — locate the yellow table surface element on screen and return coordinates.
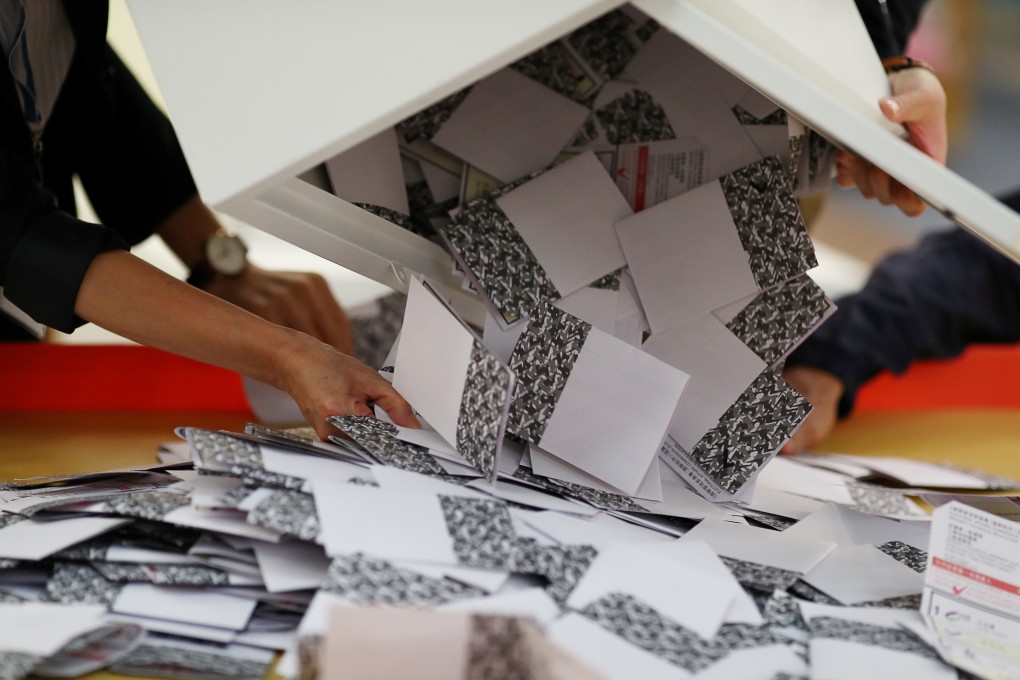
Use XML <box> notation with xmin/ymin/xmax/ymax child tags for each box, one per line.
<box><xmin>3</xmin><ymin>407</ymin><xmax>1018</xmax><ymax>680</ymax></box>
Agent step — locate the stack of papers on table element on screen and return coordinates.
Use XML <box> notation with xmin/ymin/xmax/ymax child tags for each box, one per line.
<box><xmin>3</xmin><ymin>422</ymin><xmax>1014</xmax><ymax>680</ymax></box>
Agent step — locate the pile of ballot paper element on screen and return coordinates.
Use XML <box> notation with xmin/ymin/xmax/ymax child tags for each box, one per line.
<box><xmin>324</xmin><ymin>5</ymin><xmax>841</xmax><ymax>505</ymax></box>
<box><xmin>3</xmin><ymin>6</ymin><xmax>1019</xmax><ymax>680</ymax></box>
<box><xmin>1</xmin><ymin>424</ymin><xmax>1017</xmax><ymax>680</ymax></box>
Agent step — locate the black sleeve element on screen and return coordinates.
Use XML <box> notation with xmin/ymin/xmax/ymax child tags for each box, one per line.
<box><xmin>854</xmin><ymin>0</ymin><xmax>929</xmax><ymax>58</ymax></box>
<box><xmin>2</xmin><ymin>40</ymin><xmax>198</xmax><ymax>334</ymax></box>
<box><xmin>786</xmin><ymin>190</ymin><xmax>1020</xmax><ymax>416</ymax></box>
<box><xmin>1</xmin><ymin>72</ymin><xmax>128</xmax><ymax>333</ymax></box>
<box><xmin>42</xmin><ymin>43</ymin><xmax>199</xmax><ymax>246</ymax></box>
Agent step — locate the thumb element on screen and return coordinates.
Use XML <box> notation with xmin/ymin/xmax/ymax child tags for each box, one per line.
<box><xmin>880</xmin><ymin>71</ymin><xmax>945</xmax><ymax>125</ymax></box>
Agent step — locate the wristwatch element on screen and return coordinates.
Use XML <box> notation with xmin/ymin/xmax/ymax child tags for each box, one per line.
<box><xmin>186</xmin><ymin>230</ymin><xmax>248</xmax><ymax>288</ymax></box>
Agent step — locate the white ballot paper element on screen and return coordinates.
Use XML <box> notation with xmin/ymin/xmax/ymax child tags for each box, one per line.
<box><xmin>393</xmin><ymin>277</ymin><xmax>515</xmax><ymax>481</ymax></box>
<box><xmin>800</xmin><ymin>544</ymin><xmax>924</xmax><ymax>605</ymax></box>
<box><xmin>0</xmin><ymin>515</ymin><xmax>129</xmax><ymax>560</ymax></box>
<box><xmin>610</xmin><ymin>137</ymin><xmax>710</xmax><ymax>212</ymax></box>
<box><xmin>325</xmin><ymin>127</ymin><xmax>409</xmax><ymax>216</ymax></box>
<box><xmin>113</xmin><ymin>584</ymin><xmax>258</xmax><ymax>631</ymax></box>
<box><xmin>681</xmin><ymin>518</ymin><xmax>835</xmax><ymax>592</ymax></box>
<box><xmin>432</xmin><ymin>67</ymin><xmax>589</xmax><ymax>183</ymax></box>
<box><xmin>643</xmin><ymin>314</ymin><xmax>766</xmax><ymax>453</ymax></box>
<box><xmin>496</xmin><ymin>151</ymin><xmax>632</xmax><ymax>297</ymax></box>
<box><xmin>623</xmin><ymin>31</ymin><xmax>764</xmax><ymax>181</ymax></box>
<box><xmin>313</xmin><ymin>482</ymin><xmax>457</xmax><ymax>564</ymax></box>
<box><xmin>547</xmin><ymin>613</ymin><xmax>684</xmax><ymax>680</ymax></box>
<box><xmin>440</xmin><ymin>152</ymin><xmax>632</xmax><ymax>328</ymax></box>
<box><xmin>0</xmin><ymin>603</ymin><xmax>109</xmax><ymax>670</ymax></box>
<box><xmin>616</xmin><ymin>156</ymin><xmax>815</xmax><ymax>334</ymax></box>
<box><xmin>922</xmin><ymin>501</ymin><xmax>1020</xmax><ymax>680</ymax></box>
<box><xmin>507</xmin><ymin>303</ymin><xmax>689</xmax><ymax>496</ymax></box>
<box><xmin>800</xmin><ymin>602</ymin><xmax>957</xmax><ymax>680</ymax></box>
<box><xmin>567</xmin><ymin>543</ymin><xmax>738</xmax><ymax>640</ymax></box>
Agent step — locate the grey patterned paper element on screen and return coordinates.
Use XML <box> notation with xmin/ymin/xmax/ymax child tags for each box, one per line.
<box><xmin>787</xmin><ymin>132</ymin><xmax>805</xmax><ymax>191</ymax></box>
<box><xmin>322</xmin><ymin>553</ymin><xmax>484</xmax><ymax>606</ymax></box>
<box><xmin>509</xmin><ymin>539</ymin><xmax>598</xmax><ymax>605</ymax></box>
<box><xmin>0</xmin><ymin>652</ymin><xmax>40</xmax><ymax>680</ymax></box>
<box><xmin>858</xmin><ymin>593</ymin><xmax>924</xmax><ymax>610</ymax></box>
<box><xmin>732</xmin><ymin>105</ymin><xmax>787</xmax><ymax>126</ymax></box>
<box><xmin>689</xmin><ymin>370</ymin><xmax>812</xmax><ymax>494</ymax></box>
<box><xmin>110</xmin><ymin>637</ymin><xmax>271</xmax><ymax>680</ymax></box>
<box><xmin>91</xmin><ymin>562</ymin><xmax>229</xmax><ymax>586</ymax></box>
<box><xmin>747</xmin><ymin>514</ymin><xmax>797</xmax><ymax>532</ymax></box>
<box><xmin>507</xmin><ymin>304</ymin><xmax>592</xmax><ymax>443</ymax></box>
<box><xmin>714</xmin><ymin>622</ymin><xmax>782</xmax><ymax>653</ymax></box>
<box><xmin>397</xmin><ymin>87</ymin><xmax>473</xmax><ymax>144</ymax></box>
<box><xmin>787</xmin><ymin>580</ymin><xmax>842</xmax><ymax>606</ymax></box>
<box><xmin>352</xmin><ymin>203</ymin><xmax>414</xmax><ymax>232</ymax></box>
<box><xmin>246</xmin><ymin>490</ymin><xmax>320</xmax><ymax>542</ymax></box>
<box><xmin>351</xmin><ymin>292</ymin><xmax>407</xmax><ymax>370</ymax></box>
<box><xmin>466</xmin><ymin>615</ymin><xmax>534</xmax><ymax>680</ymax></box>
<box><xmin>455</xmin><ymin>341</ymin><xmax>514</xmax><ymax>481</ymax></box>
<box><xmin>726</xmin><ymin>274</ymin><xmax>832</xmax><ymax>366</ymax></box>
<box><xmin>806</xmin><ymin>131</ymin><xmax>837</xmax><ymax>189</ymax></box>
<box><xmin>439</xmin><ymin>496</ymin><xmax>516</xmax><ymax>570</ymax></box>
<box><xmin>511</xmin><ymin>467</ymin><xmax>644</xmax><ymax>512</ymax></box>
<box><xmin>808</xmin><ymin>616</ymin><xmax>940</xmax><ymax>661</ymax></box>
<box><xmin>846</xmin><ymin>483</ymin><xmax>925</xmax><ymax>518</ymax></box>
<box><xmin>44</xmin><ymin>563</ymin><xmax>122</xmax><ymax>606</ymax></box>
<box><xmin>720</xmin><ymin>556</ymin><xmax>801</xmax><ymax>591</ymax></box>
<box><xmin>589</xmin><ymin>269</ymin><xmax>622</xmax><ymax>291</ymax></box>
<box><xmin>877</xmin><ymin>541</ymin><xmax>928</xmax><ymax>574</ymax></box>
<box><xmin>567</xmin><ymin>9</ymin><xmax>658</xmax><ymax>80</ymax></box>
<box><xmin>438</xmin><ymin>195</ymin><xmax>560</xmax><ymax>326</ymax></box>
<box><xmin>511</xmin><ymin>42</ymin><xmax>596</xmax><ymax>103</ymax></box>
<box><xmin>595</xmin><ymin>88</ymin><xmax>676</xmax><ymax>144</ymax></box>
<box><xmin>104</xmin><ymin>490</ymin><xmax>190</xmax><ymax>521</ymax></box>
<box><xmin>326</xmin><ymin>416</ymin><xmax>446</xmax><ymax>477</ymax></box>
<box><xmin>760</xmin><ymin>591</ymin><xmax>807</xmax><ymax>631</ymax></box>
<box><xmin>580</xmin><ymin>592</ymin><xmax>723</xmax><ymax>673</ymax></box>
<box><xmin>720</xmin><ymin>156</ymin><xmax>816</xmax><ymax>291</ymax></box>
<box><xmin>184</xmin><ymin>428</ymin><xmax>304</xmax><ymax>490</ymax></box>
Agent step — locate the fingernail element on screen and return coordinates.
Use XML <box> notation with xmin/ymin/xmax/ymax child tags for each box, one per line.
<box><xmin>883</xmin><ymin>98</ymin><xmax>901</xmax><ymax>119</ymax></box>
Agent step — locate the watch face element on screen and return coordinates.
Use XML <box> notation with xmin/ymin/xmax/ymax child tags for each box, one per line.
<box><xmin>206</xmin><ymin>233</ymin><xmax>248</xmax><ymax>276</ymax></box>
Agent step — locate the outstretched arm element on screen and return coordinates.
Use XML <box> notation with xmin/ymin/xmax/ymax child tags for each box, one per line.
<box><xmin>74</xmin><ymin>249</ymin><xmax>418</xmax><ymax>439</ymax></box>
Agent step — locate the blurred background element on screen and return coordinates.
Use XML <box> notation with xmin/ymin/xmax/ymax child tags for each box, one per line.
<box><xmin>55</xmin><ymin>0</ymin><xmax>1020</xmax><ymax>344</ymax></box>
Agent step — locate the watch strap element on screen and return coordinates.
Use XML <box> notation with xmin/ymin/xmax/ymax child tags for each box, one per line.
<box><xmin>186</xmin><ymin>259</ymin><xmax>217</xmax><ymax>289</ymax></box>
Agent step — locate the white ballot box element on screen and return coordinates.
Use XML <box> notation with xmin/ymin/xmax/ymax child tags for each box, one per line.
<box><xmin>126</xmin><ymin>0</ymin><xmax>1020</xmax><ymax>327</ymax></box>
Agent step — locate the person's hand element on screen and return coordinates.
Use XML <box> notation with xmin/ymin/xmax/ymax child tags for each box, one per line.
<box><xmin>835</xmin><ymin>65</ymin><xmax>948</xmax><ymax>217</ymax></box>
<box><xmin>780</xmin><ymin>365</ymin><xmax>844</xmax><ymax>455</ymax></box>
<box><xmin>276</xmin><ymin>330</ymin><xmax>419</xmax><ymax>440</ymax></box>
<box><xmin>203</xmin><ymin>264</ymin><xmax>355</xmax><ymax>356</ymax></box>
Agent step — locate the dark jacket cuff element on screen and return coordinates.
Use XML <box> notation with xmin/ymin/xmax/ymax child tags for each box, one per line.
<box><xmin>4</xmin><ymin>211</ymin><xmax>128</xmax><ymax>333</ymax></box>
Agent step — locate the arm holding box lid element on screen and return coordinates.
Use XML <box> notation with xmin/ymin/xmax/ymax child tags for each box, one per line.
<box><xmin>840</xmin><ymin>0</ymin><xmax>946</xmax><ymax>217</ymax></box>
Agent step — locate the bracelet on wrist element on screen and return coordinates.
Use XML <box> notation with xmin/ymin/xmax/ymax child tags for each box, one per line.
<box><xmin>882</xmin><ymin>55</ymin><xmax>936</xmax><ymax>76</ymax></box>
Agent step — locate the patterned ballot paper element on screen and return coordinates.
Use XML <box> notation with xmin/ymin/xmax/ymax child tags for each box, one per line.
<box><xmin>392</xmin><ymin>278</ymin><xmax>515</xmax><ymax>482</ymax></box>
<box><xmin>439</xmin><ymin>152</ymin><xmax>632</xmax><ymax>327</ymax></box>
<box><xmin>507</xmin><ymin>303</ymin><xmax>688</xmax><ymax>496</ymax></box>
<box><xmin>616</xmin><ymin>155</ymin><xmax>815</xmax><ymax>334</ymax></box>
